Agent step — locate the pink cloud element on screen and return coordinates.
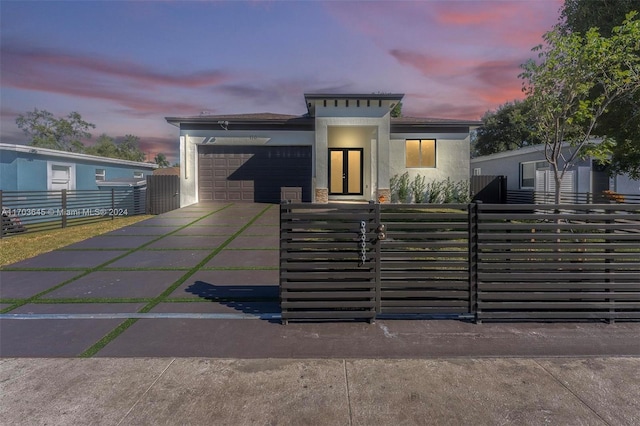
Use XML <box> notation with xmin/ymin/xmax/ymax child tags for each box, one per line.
<box><xmin>2</xmin><ymin>44</ymin><xmax>231</xmax><ymax>89</ymax></box>
<box><xmin>0</xmin><ymin>42</ymin><xmax>233</xmax><ymax>117</ymax></box>
<box><xmin>389</xmin><ymin>49</ymin><xmax>472</xmax><ymax>78</ymax></box>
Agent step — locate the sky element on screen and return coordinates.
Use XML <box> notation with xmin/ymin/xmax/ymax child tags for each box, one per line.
<box><xmin>0</xmin><ymin>0</ymin><xmax>563</xmax><ymax>165</ymax></box>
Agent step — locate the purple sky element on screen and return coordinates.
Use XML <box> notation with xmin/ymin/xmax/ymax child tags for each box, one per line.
<box><xmin>1</xmin><ymin>0</ymin><xmax>562</xmax><ymax>164</ymax></box>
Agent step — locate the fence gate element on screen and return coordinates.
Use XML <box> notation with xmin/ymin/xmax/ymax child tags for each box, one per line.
<box><xmin>146</xmin><ymin>175</ymin><xmax>180</xmax><ymax>215</ymax></box>
<box><xmin>280</xmin><ymin>202</ymin><xmax>473</xmax><ymax>322</ymax></box>
<box><xmin>378</xmin><ymin>204</ymin><xmax>472</xmax><ymax>317</ymax></box>
<box><xmin>280</xmin><ymin>203</ymin><xmax>378</xmax><ymax>323</ymax></box>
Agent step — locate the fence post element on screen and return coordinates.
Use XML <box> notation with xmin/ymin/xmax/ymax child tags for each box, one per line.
<box><xmin>0</xmin><ymin>190</ymin><xmax>3</xmax><ymax>239</ymax></box>
<box><xmin>111</xmin><ymin>188</ymin><xmax>115</xmax><ymax>220</ymax></box>
<box><xmin>374</xmin><ymin>201</ymin><xmax>381</xmax><ymax>317</ymax></box>
<box><xmin>468</xmin><ymin>202</ymin><xmax>480</xmax><ymax>323</ymax></box>
<box><xmin>61</xmin><ymin>189</ymin><xmax>67</xmax><ymax>228</ymax></box>
<box><xmin>280</xmin><ymin>200</ymin><xmax>289</xmax><ymax>325</ymax></box>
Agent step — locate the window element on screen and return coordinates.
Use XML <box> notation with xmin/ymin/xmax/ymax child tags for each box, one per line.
<box><xmin>47</xmin><ymin>162</ymin><xmax>75</xmax><ymax>191</ymax></box>
<box><xmin>406</xmin><ymin>139</ymin><xmax>436</xmax><ymax>168</ymax></box>
<box><xmin>95</xmin><ymin>169</ymin><xmax>105</xmax><ymax>181</ymax></box>
<box><xmin>473</xmin><ymin>168</ymin><xmax>482</xmax><ymax>176</ymax></box>
<box><xmin>520</xmin><ymin>161</ymin><xmax>548</xmax><ymax>189</ymax></box>
<box><xmin>133</xmin><ymin>171</ymin><xmax>144</xmax><ymax>179</ymax></box>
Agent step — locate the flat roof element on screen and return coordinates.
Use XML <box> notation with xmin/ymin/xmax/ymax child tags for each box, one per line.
<box><xmin>0</xmin><ymin>143</ymin><xmax>157</xmax><ymax>169</ymax></box>
<box><xmin>304</xmin><ymin>93</ymin><xmax>404</xmax><ymax>101</ymax></box>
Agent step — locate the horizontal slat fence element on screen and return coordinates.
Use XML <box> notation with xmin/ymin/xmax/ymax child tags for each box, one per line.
<box><xmin>280</xmin><ymin>202</ymin><xmax>377</xmax><ymax>323</ymax></box>
<box><xmin>507</xmin><ymin>190</ymin><xmax>640</xmax><ymax>205</ymax></box>
<box><xmin>1</xmin><ymin>188</ymin><xmax>146</xmax><ymax>237</ymax></box>
<box><xmin>476</xmin><ymin>203</ymin><xmax>640</xmax><ymax>322</ymax></box>
<box><xmin>379</xmin><ymin>204</ymin><xmax>471</xmax><ymax>315</ymax></box>
<box><xmin>280</xmin><ymin>201</ymin><xmax>640</xmax><ymax>323</ymax></box>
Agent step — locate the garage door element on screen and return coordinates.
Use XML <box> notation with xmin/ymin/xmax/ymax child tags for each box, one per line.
<box><xmin>198</xmin><ymin>145</ymin><xmax>312</xmax><ymax>203</ymax></box>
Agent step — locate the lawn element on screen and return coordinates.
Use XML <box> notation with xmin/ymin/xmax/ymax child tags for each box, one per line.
<box><xmin>0</xmin><ymin>215</ymin><xmax>153</xmax><ymax>267</ymax></box>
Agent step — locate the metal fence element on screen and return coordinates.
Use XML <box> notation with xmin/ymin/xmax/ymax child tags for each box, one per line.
<box><xmin>146</xmin><ymin>175</ymin><xmax>180</xmax><ymax>215</ymax></box>
<box><xmin>1</xmin><ymin>188</ymin><xmax>146</xmax><ymax>237</ymax></box>
<box><xmin>280</xmin><ymin>202</ymin><xmax>640</xmax><ymax>323</ymax></box>
<box><xmin>507</xmin><ymin>190</ymin><xmax>640</xmax><ymax>205</ymax></box>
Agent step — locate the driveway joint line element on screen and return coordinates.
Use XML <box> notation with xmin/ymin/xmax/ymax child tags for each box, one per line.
<box><xmin>116</xmin><ymin>358</ymin><xmax>176</xmax><ymax>426</ymax></box>
<box><xmin>533</xmin><ymin>360</ymin><xmax>612</xmax><ymax>426</ymax></box>
<box><xmin>343</xmin><ymin>360</ymin><xmax>353</xmax><ymax>426</ymax></box>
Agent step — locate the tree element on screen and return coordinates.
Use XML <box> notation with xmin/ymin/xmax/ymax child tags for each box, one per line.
<box><xmin>154</xmin><ymin>153</ymin><xmax>170</xmax><ymax>168</ymax></box>
<box><xmin>560</xmin><ymin>0</ymin><xmax>640</xmax><ymax>179</ymax></box>
<box><xmin>560</xmin><ymin>0</ymin><xmax>640</xmax><ymax>36</ymax></box>
<box><xmin>16</xmin><ymin>109</ymin><xmax>95</xmax><ymax>152</ymax></box>
<box><xmin>85</xmin><ymin>134</ymin><xmax>119</xmax><ymax>158</ymax></box>
<box><xmin>391</xmin><ymin>101</ymin><xmax>402</xmax><ymax>118</ymax></box>
<box><xmin>473</xmin><ymin>99</ymin><xmax>542</xmax><ymax>157</ymax></box>
<box><xmin>520</xmin><ymin>12</ymin><xmax>640</xmax><ymax>203</ymax></box>
<box><xmin>116</xmin><ymin>135</ymin><xmax>146</xmax><ymax>162</ymax></box>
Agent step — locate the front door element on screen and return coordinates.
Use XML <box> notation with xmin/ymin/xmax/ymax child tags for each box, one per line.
<box><xmin>329</xmin><ymin>148</ymin><xmax>363</xmax><ymax>195</ymax></box>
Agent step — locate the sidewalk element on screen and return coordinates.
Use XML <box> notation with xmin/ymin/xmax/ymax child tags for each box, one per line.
<box><xmin>2</xmin><ymin>357</ymin><xmax>639</xmax><ymax>425</ymax></box>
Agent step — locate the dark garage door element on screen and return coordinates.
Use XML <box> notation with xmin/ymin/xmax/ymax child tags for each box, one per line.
<box><xmin>198</xmin><ymin>145</ymin><xmax>312</xmax><ymax>203</ymax></box>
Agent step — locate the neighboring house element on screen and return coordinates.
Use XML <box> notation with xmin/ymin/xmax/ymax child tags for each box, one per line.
<box><xmin>0</xmin><ymin>143</ymin><xmax>157</xmax><ymax>191</ymax></box>
<box><xmin>471</xmin><ymin>144</ymin><xmax>640</xmax><ymax>195</ymax></box>
<box><xmin>166</xmin><ymin>92</ymin><xmax>479</xmax><ymax>206</ymax></box>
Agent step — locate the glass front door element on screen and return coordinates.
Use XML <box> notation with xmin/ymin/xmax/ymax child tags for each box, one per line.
<box><xmin>329</xmin><ymin>148</ymin><xmax>363</xmax><ymax>195</ymax></box>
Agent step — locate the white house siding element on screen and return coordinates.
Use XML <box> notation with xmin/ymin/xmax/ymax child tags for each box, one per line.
<box><xmin>615</xmin><ymin>175</ymin><xmax>640</xmax><ymax>194</ymax></box>
<box><xmin>471</xmin><ymin>144</ymin><xmax>640</xmax><ymax>197</ymax></box>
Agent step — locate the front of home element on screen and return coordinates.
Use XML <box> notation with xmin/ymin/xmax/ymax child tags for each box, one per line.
<box><xmin>0</xmin><ymin>143</ymin><xmax>157</xmax><ymax>192</ymax></box>
<box><xmin>166</xmin><ymin>93</ymin><xmax>479</xmax><ymax>206</ymax></box>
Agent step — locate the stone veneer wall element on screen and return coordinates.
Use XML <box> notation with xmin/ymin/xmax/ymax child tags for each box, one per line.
<box><xmin>377</xmin><ymin>188</ymin><xmax>391</xmax><ymax>204</ymax></box>
<box><xmin>315</xmin><ymin>188</ymin><xmax>328</xmax><ymax>203</ymax></box>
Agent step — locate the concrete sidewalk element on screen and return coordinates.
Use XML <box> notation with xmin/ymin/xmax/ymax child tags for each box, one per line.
<box><xmin>2</xmin><ymin>357</ymin><xmax>639</xmax><ymax>425</ymax></box>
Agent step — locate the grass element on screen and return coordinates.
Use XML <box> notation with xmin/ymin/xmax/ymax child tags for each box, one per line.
<box><xmin>0</xmin><ymin>215</ymin><xmax>152</xmax><ymax>267</ymax></box>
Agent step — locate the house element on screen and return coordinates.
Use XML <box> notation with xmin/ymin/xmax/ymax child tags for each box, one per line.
<box><xmin>470</xmin><ymin>144</ymin><xmax>640</xmax><ymax>196</ymax></box>
<box><xmin>0</xmin><ymin>143</ymin><xmax>157</xmax><ymax>192</ymax></box>
<box><xmin>165</xmin><ymin>92</ymin><xmax>479</xmax><ymax>205</ymax></box>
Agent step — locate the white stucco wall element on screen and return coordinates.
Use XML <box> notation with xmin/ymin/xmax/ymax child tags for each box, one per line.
<box><xmin>389</xmin><ymin>132</ymin><xmax>470</xmax><ymax>184</ymax></box>
<box><xmin>315</xmin><ymin>116</ymin><xmax>389</xmax><ymax>201</ymax></box>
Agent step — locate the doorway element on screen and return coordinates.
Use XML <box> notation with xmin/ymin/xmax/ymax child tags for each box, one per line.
<box><xmin>329</xmin><ymin>148</ymin><xmax>363</xmax><ymax>195</ymax></box>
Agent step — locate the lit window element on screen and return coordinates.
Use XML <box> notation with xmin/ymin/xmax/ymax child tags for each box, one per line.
<box><xmin>95</xmin><ymin>169</ymin><xmax>106</xmax><ymax>181</ymax></box>
<box><xmin>406</xmin><ymin>139</ymin><xmax>436</xmax><ymax>168</ymax></box>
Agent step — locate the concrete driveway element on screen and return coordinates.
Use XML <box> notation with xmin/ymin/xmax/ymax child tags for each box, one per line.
<box><xmin>1</xmin><ymin>201</ymin><xmax>639</xmax><ymax>358</ymax></box>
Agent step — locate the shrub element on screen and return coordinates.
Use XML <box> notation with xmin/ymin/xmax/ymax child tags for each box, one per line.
<box><xmin>411</xmin><ymin>174</ymin><xmax>427</xmax><ymax>203</ymax></box>
<box><xmin>425</xmin><ymin>180</ymin><xmax>444</xmax><ymax>203</ymax></box>
<box><xmin>396</xmin><ymin>172</ymin><xmax>410</xmax><ymax>203</ymax></box>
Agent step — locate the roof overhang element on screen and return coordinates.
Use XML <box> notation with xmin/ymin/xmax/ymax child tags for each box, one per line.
<box><xmin>304</xmin><ymin>93</ymin><xmax>404</xmax><ymax>117</ymax></box>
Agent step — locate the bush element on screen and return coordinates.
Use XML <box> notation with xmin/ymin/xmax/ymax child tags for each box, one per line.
<box><xmin>390</xmin><ymin>174</ymin><xmax>470</xmax><ymax>204</ymax></box>
<box><xmin>411</xmin><ymin>174</ymin><xmax>427</xmax><ymax>203</ymax></box>
<box><xmin>396</xmin><ymin>172</ymin><xmax>410</xmax><ymax>203</ymax></box>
